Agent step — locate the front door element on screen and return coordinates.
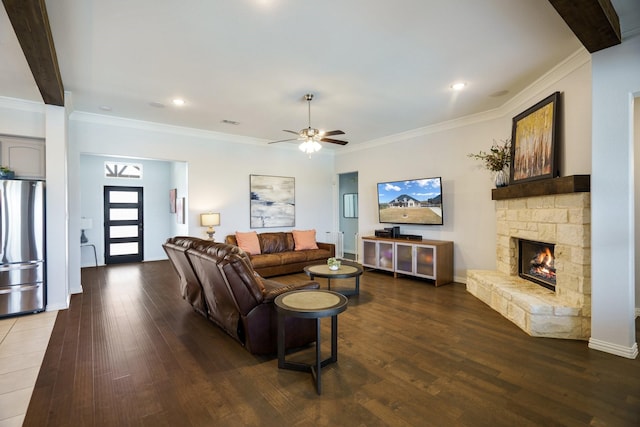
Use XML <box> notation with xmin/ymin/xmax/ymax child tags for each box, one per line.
<box><xmin>104</xmin><ymin>186</ymin><xmax>143</xmax><ymax>264</ymax></box>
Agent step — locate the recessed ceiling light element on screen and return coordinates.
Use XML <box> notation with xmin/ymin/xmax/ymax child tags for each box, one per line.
<box><xmin>451</xmin><ymin>82</ymin><xmax>467</xmax><ymax>91</ymax></box>
<box><xmin>172</xmin><ymin>98</ymin><xmax>185</xmax><ymax>106</ymax></box>
<box><xmin>99</xmin><ymin>105</ymin><xmax>112</xmax><ymax>111</ymax></box>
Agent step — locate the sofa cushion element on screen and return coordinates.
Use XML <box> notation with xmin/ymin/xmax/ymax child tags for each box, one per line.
<box><xmin>235</xmin><ymin>231</ymin><xmax>261</xmax><ymax>255</ymax></box>
<box><xmin>293</xmin><ymin>229</ymin><xmax>319</xmax><ymax>250</ymax></box>
<box><xmin>250</xmin><ymin>253</ymin><xmax>283</xmax><ymax>269</ymax></box>
<box><xmin>280</xmin><ymin>250</ymin><xmax>308</xmax><ymax>264</ymax></box>
<box><xmin>302</xmin><ymin>248</ymin><xmax>332</xmax><ymax>262</ymax></box>
<box><xmin>260</xmin><ymin>232</ymin><xmax>294</xmax><ymax>254</ymax></box>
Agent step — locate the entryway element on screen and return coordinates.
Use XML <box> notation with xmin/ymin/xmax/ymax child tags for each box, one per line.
<box><xmin>338</xmin><ymin>171</ymin><xmax>358</xmax><ymax>261</ymax></box>
<box><xmin>103</xmin><ymin>186</ymin><xmax>144</xmax><ymax>264</ymax></box>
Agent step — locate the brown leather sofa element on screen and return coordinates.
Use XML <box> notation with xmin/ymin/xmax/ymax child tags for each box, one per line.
<box><xmin>163</xmin><ymin>236</ymin><xmax>319</xmax><ymax>354</ymax></box>
<box><xmin>225</xmin><ymin>232</ymin><xmax>335</xmax><ymax>277</ymax></box>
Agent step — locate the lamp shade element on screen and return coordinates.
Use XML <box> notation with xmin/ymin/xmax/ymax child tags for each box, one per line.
<box><xmin>80</xmin><ymin>218</ymin><xmax>93</xmax><ymax>230</ymax></box>
<box><xmin>200</xmin><ymin>213</ymin><xmax>220</xmax><ymax>227</ymax></box>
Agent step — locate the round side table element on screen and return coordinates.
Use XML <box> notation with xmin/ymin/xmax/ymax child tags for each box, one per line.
<box><xmin>304</xmin><ymin>263</ymin><xmax>363</xmax><ymax>296</ymax></box>
<box><xmin>274</xmin><ymin>289</ymin><xmax>348</xmax><ymax>394</ymax></box>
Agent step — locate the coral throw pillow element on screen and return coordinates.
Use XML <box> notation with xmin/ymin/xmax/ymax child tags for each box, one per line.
<box><xmin>293</xmin><ymin>229</ymin><xmax>319</xmax><ymax>250</ymax></box>
<box><xmin>235</xmin><ymin>231</ymin><xmax>261</xmax><ymax>255</ymax></box>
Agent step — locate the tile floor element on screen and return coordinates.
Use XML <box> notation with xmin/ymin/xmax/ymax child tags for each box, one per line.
<box><xmin>0</xmin><ymin>311</ymin><xmax>57</xmax><ymax>427</ymax></box>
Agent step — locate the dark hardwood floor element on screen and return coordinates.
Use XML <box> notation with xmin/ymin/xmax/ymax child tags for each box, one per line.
<box><xmin>24</xmin><ymin>261</ymin><xmax>640</xmax><ymax>426</ymax></box>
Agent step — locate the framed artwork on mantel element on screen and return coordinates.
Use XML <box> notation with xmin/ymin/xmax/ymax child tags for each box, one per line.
<box><xmin>510</xmin><ymin>91</ymin><xmax>560</xmax><ymax>184</ymax></box>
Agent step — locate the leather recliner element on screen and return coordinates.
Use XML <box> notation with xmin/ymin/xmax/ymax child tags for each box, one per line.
<box><xmin>163</xmin><ymin>236</ymin><xmax>319</xmax><ymax>354</ymax></box>
<box><xmin>162</xmin><ymin>236</ymin><xmax>210</xmax><ymax>316</ymax></box>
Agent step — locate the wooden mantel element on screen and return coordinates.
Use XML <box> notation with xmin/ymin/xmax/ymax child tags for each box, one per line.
<box><xmin>491</xmin><ymin>175</ymin><xmax>590</xmax><ymax>200</ymax></box>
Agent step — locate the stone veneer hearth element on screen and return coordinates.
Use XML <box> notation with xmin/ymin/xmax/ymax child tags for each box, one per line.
<box><xmin>466</xmin><ymin>176</ymin><xmax>590</xmax><ymax>340</ymax></box>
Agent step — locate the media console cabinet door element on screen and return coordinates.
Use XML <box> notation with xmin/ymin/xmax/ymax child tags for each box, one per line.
<box><xmin>362</xmin><ymin>238</ymin><xmax>394</xmax><ymax>271</ymax></box>
<box><xmin>415</xmin><ymin>246</ymin><xmax>435</xmax><ymax>278</ymax></box>
<box><xmin>395</xmin><ymin>243</ymin><xmax>414</xmax><ymax>274</ymax></box>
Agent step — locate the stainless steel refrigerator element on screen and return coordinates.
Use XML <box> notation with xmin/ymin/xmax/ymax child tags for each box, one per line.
<box><xmin>0</xmin><ymin>179</ymin><xmax>45</xmax><ymax>317</ymax></box>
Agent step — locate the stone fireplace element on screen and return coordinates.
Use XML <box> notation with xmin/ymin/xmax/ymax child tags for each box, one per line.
<box><xmin>466</xmin><ymin>175</ymin><xmax>591</xmax><ymax>340</ymax></box>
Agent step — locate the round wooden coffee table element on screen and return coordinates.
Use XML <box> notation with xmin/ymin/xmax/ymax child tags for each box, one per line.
<box><xmin>304</xmin><ymin>263</ymin><xmax>363</xmax><ymax>296</ymax></box>
<box><xmin>275</xmin><ymin>289</ymin><xmax>348</xmax><ymax>395</ymax></box>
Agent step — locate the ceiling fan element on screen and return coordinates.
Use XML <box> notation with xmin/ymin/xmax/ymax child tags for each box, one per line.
<box><xmin>269</xmin><ymin>94</ymin><xmax>348</xmax><ymax>154</ymax></box>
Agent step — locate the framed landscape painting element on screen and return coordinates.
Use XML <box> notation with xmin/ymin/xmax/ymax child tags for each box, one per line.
<box><xmin>510</xmin><ymin>92</ymin><xmax>560</xmax><ymax>184</ymax></box>
<box><xmin>250</xmin><ymin>174</ymin><xmax>295</xmax><ymax>228</ymax></box>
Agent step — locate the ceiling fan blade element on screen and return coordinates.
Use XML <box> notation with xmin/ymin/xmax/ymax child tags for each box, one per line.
<box><xmin>282</xmin><ymin>129</ymin><xmax>300</xmax><ymax>135</ymax></box>
<box><xmin>320</xmin><ymin>137</ymin><xmax>349</xmax><ymax>146</ymax></box>
<box><xmin>322</xmin><ymin>130</ymin><xmax>345</xmax><ymax>137</ymax></box>
<box><xmin>268</xmin><ymin>138</ymin><xmax>298</xmax><ymax>144</ymax></box>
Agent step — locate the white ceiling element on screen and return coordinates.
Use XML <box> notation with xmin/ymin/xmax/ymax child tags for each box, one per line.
<box><xmin>1</xmin><ymin>1</ymin><xmax>639</xmax><ymax>147</ymax></box>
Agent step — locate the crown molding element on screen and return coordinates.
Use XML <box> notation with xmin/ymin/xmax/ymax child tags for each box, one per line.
<box><xmin>70</xmin><ymin>111</ymin><xmax>266</xmax><ymax>145</ymax></box>
<box><xmin>339</xmin><ymin>48</ymin><xmax>591</xmax><ymax>156</ymax></box>
<box><xmin>70</xmin><ymin>110</ymin><xmax>335</xmax><ymax>158</ymax></box>
<box><xmin>0</xmin><ymin>95</ymin><xmax>45</xmax><ymax>113</ymax></box>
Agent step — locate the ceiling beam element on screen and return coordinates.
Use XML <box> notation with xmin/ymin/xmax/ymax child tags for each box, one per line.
<box><xmin>548</xmin><ymin>0</ymin><xmax>621</xmax><ymax>53</ymax></box>
<box><xmin>2</xmin><ymin>0</ymin><xmax>64</xmax><ymax>106</ymax></box>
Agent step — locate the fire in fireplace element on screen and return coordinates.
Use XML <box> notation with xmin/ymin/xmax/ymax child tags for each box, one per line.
<box><xmin>518</xmin><ymin>239</ymin><xmax>556</xmax><ymax>291</ymax></box>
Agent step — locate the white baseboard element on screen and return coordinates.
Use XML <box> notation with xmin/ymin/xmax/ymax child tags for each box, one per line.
<box><xmin>588</xmin><ymin>337</ymin><xmax>638</xmax><ymax>359</ymax></box>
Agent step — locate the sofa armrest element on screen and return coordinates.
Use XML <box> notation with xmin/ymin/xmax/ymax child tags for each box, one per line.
<box><xmin>317</xmin><ymin>242</ymin><xmax>335</xmax><ymax>257</ymax></box>
<box><xmin>261</xmin><ymin>279</ymin><xmax>320</xmax><ymax>302</ymax></box>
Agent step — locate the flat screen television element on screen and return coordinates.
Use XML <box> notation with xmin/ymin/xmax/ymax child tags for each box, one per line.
<box><xmin>377</xmin><ymin>177</ymin><xmax>443</xmax><ymax>225</ymax></box>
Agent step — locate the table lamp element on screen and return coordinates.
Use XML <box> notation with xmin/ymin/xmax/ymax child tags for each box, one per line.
<box><xmin>200</xmin><ymin>212</ymin><xmax>220</xmax><ymax>241</ymax></box>
<box><xmin>80</xmin><ymin>217</ymin><xmax>93</xmax><ymax>244</ymax></box>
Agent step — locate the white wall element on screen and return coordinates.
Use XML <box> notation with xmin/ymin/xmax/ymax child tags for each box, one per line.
<box><xmin>590</xmin><ymin>32</ymin><xmax>640</xmax><ymax>358</ymax></box>
<box><xmin>79</xmin><ymin>154</ymin><xmax>174</xmax><ymax>266</ymax></box>
<box><xmin>636</xmin><ymin>97</ymin><xmax>640</xmax><ymax>313</ymax></box>
<box><xmin>0</xmin><ymin>98</ymin><xmax>45</xmax><ymax>138</ymax></box>
<box><xmin>169</xmin><ymin>160</ymin><xmax>189</xmax><ymax>237</ymax></box>
<box><xmin>70</xmin><ymin>115</ymin><xmax>336</xmax><ymax>250</ymax></box>
<box><xmin>45</xmin><ymin>104</ymin><xmax>70</xmax><ymax>311</ymax></box>
<box><xmin>336</xmin><ymin>52</ymin><xmax>592</xmax><ymax>282</ymax></box>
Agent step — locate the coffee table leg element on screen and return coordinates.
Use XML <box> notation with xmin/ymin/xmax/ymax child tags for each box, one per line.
<box><xmin>315</xmin><ymin>317</ymin><xmax>322</xmax><ymax>394</ymax></box>
<box><xmin>277</xmin><ymin>312</ymin><xmax>285</xmax><ymax>368</ymax></box>
<box><xmin>331</xmin><ymin>314</ymin><xmax>338</xmax><ymax>362</ymax></box>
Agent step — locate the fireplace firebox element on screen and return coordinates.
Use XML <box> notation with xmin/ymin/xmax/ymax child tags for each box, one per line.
<box><xmin>518</xmin><ymin>239</ymin><xmax>556</xmax><ymax>291</ymax></box>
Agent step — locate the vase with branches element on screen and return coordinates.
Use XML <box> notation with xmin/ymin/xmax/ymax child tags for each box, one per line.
<box><xmin>468</xmin><ymin>139</ymin><xmax>511</xmax><ymax>187</ymax></box>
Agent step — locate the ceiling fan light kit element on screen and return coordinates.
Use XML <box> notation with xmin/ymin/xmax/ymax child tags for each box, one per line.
<box><xmin>299</xmin><ymin>139</ymin><xmax>322</xmax><ymax>156</ymax></box>
<box><xmin>269</xmin><ymin>93</ymin><xmax>348</xmax><ymax>156</ymax></box>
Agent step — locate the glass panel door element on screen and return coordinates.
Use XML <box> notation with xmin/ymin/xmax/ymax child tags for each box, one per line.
<box><xmin>378</xmin><ymin>242</ymin><xmax>394</xmax><ymax>270</ymax></box>
<box><xmin>362</xmin><ymin>240</ymin><xmax>377</xmax><ymax>267</ymax></box>
<box><xmin>395</xmin><ymin>243</ymin><xmax>413</xmax><ymax>274</ymax></box>
<box><xmin>416</xmin><ymin>246</ymin><xmax>435</xmax><ymax>278</ymax></box>
<box><xmin>103</xmin><ymin>186</ymin><xmax>143</xmax><ymax>264</ymax></box>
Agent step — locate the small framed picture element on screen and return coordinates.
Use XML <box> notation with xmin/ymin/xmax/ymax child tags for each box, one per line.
<box><xmin>169</xmin><ymin>188</ymin><xmax>177</xmax><ymax>213</ymax></box>
<box><xmin>176</xmin><ymin>197</ymin><xmax>185</xmax><ymax>224</ymax></box>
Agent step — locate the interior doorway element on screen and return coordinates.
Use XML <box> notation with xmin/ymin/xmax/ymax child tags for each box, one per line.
<box><xmin>339</xmin><ymin>171</ymin><xmax>358</xmax><ymax>261</ymax></box>
<box><xmin>103</xmin><ymin>186</ymin><xmax>144</xmax><ymax>264</ymax></box>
